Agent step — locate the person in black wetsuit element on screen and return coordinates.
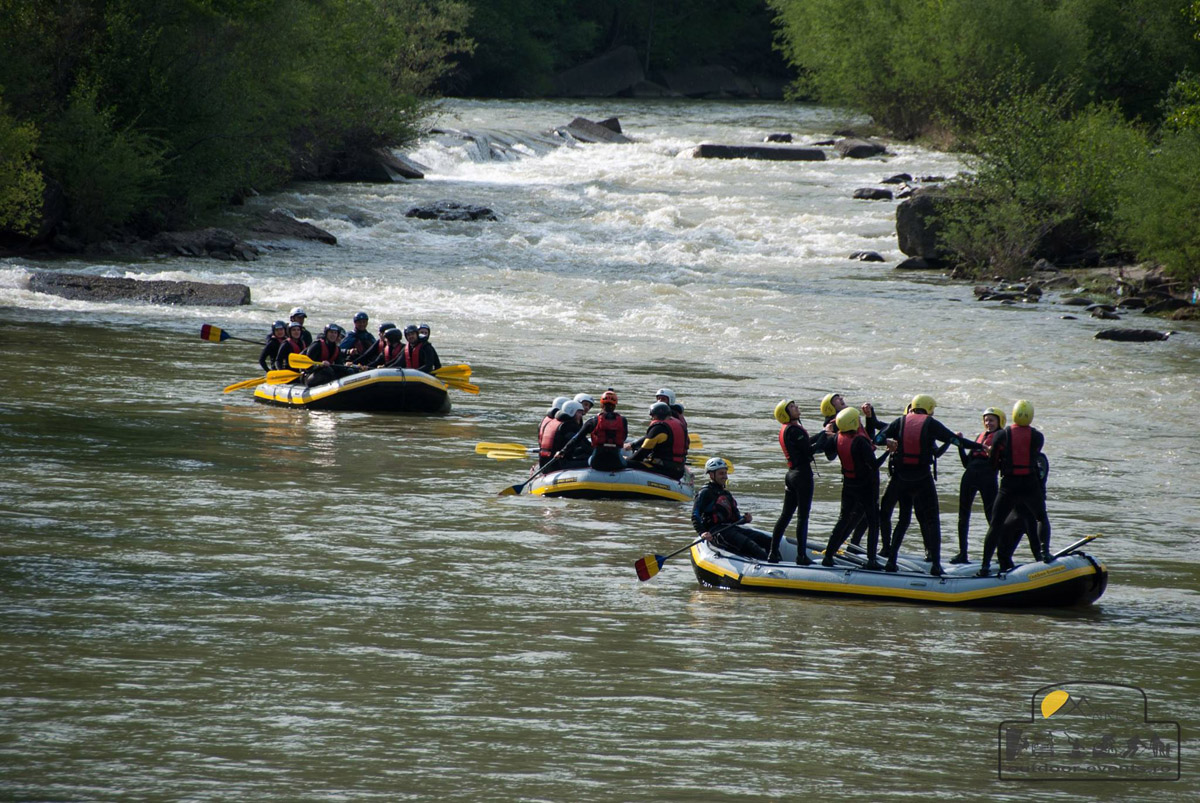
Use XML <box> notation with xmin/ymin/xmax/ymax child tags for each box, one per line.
<box><xmin>398</xmin><ymin>325</ymin><xmax>437</xmax><ymax>373</ymax></box>
<box><xmin>952</xmin><ymin>407</ymin><xmax>1004</xmax><ymax>564</ymax></box>
<box><xmin>536</xmin><ymin>396</ymin><xmax>572</xmax><ymax>467</ymax></box>
<box><xmin>874</xmin><ymin>402</ymin><xmax>951</xmax><ymax>559</ymax></box>
<box><xmin>288</xmin><ymin>307</ymin><xmax>313</xmax><ymax>348</ymax></box>
<box><xmin>977</xmin><ymin>400</ymin><xmax>1053</xmax><ymax>576</ymax></box>
<box><xmin>276</xmin><ymin>321</ymin><xmax>308</xmax><ymax>372</ymax></box>
<box><xmin>873</xmin><ymin>394</ymin><xmax>968</xmax><ymax>576</ymax></box>
<box><xmin>339</xmin><ymin>311</ymin><xmax>376</xmax><ymax>365</ymax></box>
<box><xmin>630</xmin><ymin>401</ymin><xmax>688</xmax><ymax>479</ymax></box>
<box><xmin>588</xmin><ymin>390</ymin><xmax>628</xmax><ymax>471</ymax></box>
<box><xmin>549</xmin><ymin>400</ymin><xmax>592</xmax><ymax>470</ymax></box>
<box><xmin>302</xmin><ymin>323</ymin><xmax>355</xmax><ymax>387</ymax></box>
<box><xmin>768</xmin><ymin>399</ymin><xmax>819</xmax><ymax>565</ymax></box>
<box><xmin>356</xmin><ymin>322</ymin><xmax>396</xmax><ymax>369</ymax></box>
<box><xmin>259</xmin><ymin>320</ymin><xmax>287</xmax><ymax>372</ymax></box>
<box><xmin>416</xmin><ymin>323</ymin><xmax>442</xmax><ymax>371</ymax></box>
<box><xmin>693</xmin><ymin>457</ymin><xmax>770</xmax><ymax>560</ymax></box>
<box><xmin>823</xmin><ymin>407</ymin><xmax>889</xmax><ymax>570</ymax></box>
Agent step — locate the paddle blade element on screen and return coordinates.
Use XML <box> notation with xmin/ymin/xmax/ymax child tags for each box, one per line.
<box><xmin>201</xmin><ymin>324</ymin><xmax>230</xmax><ymax>343</ymax></box>
<box><xmin>433</xmin><ymin>364</ymin><xmax>471</xmax><ymax>378</ymax></box>
<box><xmin>689</xmin><ymin>434</ymin><xmax>704</xmax><ymax>449</ymax></box>
<box><xmin>288</xmin><ymin>353</ymin><xmax>318</xmax><ymax>370</ymax></box>
<box><xmin>266</xmin><ymin>369</ymin><xmax>301</xmax><ymax>384</ymax></box>
<box><xmin>476</xmin><ymin>442</ymin><xmax>529</xmax><ymax>454</ymax></box>
<box><xmin>497</xmin><ymin>484</ymin><xmax>522</xmax><ymax>496</ymax></box>
<box><xmin>222</xmin><ymin>375</ymin><xmax>266</xmax><ymax>393</ymax></box>
<box><xmin>486</xmin><ymin>450</ymin><xmax>528</xmax><ymax>460</ymax></box>
<box><xmin>443</xmin><ymin>379</ymin><xmax>480</xmax><ymax>394</ymax></box>
<box><xmin>634</xmin><ymin>554</ymin><xmax>664</xmax><ymax>582</ymax></box>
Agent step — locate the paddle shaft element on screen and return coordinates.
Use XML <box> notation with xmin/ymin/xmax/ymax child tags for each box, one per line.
<box><xmin>499</xmin><ymin>425</ymin><xmax>590</xmax><ymax>496</ymax></box>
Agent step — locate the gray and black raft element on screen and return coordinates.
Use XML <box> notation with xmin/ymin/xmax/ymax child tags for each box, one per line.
<box><xmin>690</xmin><ymin>533</ymin><xmax>1106</xmax><ymax>609</ymax></box>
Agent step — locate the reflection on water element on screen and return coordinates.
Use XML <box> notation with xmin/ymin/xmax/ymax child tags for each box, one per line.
<box><xmin>2</xmin><ymin>99</ymin><xmax>1199</xmax><ymax>800</ymax></box>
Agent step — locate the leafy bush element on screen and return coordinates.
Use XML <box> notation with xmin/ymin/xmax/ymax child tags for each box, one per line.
<box><xmin>0</xmin><ymin>92</ymin><xmax>45</xmax><ymax>238</ymax></box>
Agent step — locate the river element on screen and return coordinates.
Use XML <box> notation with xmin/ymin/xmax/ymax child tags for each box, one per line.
<box><xmin>2</xmin><ymin>99</ymin><xmax>1197</xmax><ymax>801</ymax></box>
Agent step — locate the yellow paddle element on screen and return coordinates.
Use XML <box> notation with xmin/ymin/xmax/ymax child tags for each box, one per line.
<box><xmin>222</xmin><ymin>375</ymin><xmax>268</xmax><ymax>393</ymax></box>
<box><xmin>287</xmin><ymin>353</ymin><xmax>320</xmax><ymax>370</ymax></box>
<box><xmin>486</xmin><ymin>450</ymin><xmax>529</xmax><ymax>460</ymax></box>
<box><xmin>267</xmin><ymin>369</ymin><xmax>301</xmax><ymax>383</ymax></box>
<box><xmin>433</xmin><ymin>364</ymin><xmax>471</xmax><ymax>377</ymax></box>
<box><xmin>689</xmin><ymin>433</ymin><xmax>703</xmax><ymax>449</ymax></box>
<box><xmin>687</xmin><ymin>455</ymin><xmax>734</xmax><ymax>472</ymax></box>
<box><xmin>440</xmin><ymin>377</ymin><xmax>480</xmax><ymax>394</ymax></box>
<box><xmin>476</xmin><ymin>442</ymin><xmax>529</xmax><ymax>453</ymax></box>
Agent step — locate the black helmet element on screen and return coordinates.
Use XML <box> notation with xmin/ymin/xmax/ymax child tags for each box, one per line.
<box><xmin>378</xmin><ymin>322</ymin><xmax>396</xmax><ymax>334</ymax></box>
<box><xmin>324</xmin><ymin>323</ymin><xmax>345</xmax><ymax>335</ymax></box>
<box><xmin>649</xmin><ymin>401</ymin><xmax>671</xmax><ymax>419</ymax></box>
<box><xmin>384</xmin><ymin>328</ymin><xmax>404</xmax><ymax>343</ymax></box>
<box><xmin>418</xmin><ymin>322</ymin><xmax>431</xmax><ymax>332</ymax></box>
<box><xmin>353</xmin><ymin>311</ymin><xmax>368</xmax><ymax>322</ymax></box>
<box><xmin>272</xmin><ymin>319</ymin><xmax>287</xmax><ymax>331</ymax></box>
<box><xmin>287</xmin><ymin>320</ymin><xmax>303</xmax><ymax>333</ymax></box>
<box><xmin>403</xmin><ymin>324</ymin><xmax>418</xmax><ymax>335</ymax></box>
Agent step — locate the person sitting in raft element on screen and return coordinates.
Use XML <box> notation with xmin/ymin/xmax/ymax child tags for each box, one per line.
<box><xmin>630</xmin><ymin>401</ymin><xmax>688</xmax><ymax>479</ymax></box>
<box><xmin>574</xmin><ymin>393</ymin><xmax>595</xmax><ymax>415</ymax></box>
<box><xmin>873</xmin><ymin>394</ymin><xmax>968</xmax><ymax>577</ymax></box>
<box><xmin>276</xmin><ymin>321</ymin><xmax>308</xmax><ymax>372</ymax></box>
<box><xmin>259</xmin><ymin>320</ymin><xmax>287</xmax><ymax>372</ymax></box>
<box><xmin>951</xmin><ymin>407</ymin><xmax>1005</xmax><ymax>564</ymax></box>
<box><xmin>289</xmin><ymin>306</ymin><xmax>313</xmax><ymax>348</ymax></box>
<box><xmin>356</xmin><ymin>322</ymin><xmax>396</xmax><ymax>369</ymax></box>
<box><xmin>537</xmin><ymin>396</ymin><xmax>571</xmax><ymax>467</ymax></box>
<box><xmin>416</xmin><ymin>323</ymin><xmax>442</xmax><ymax>371</ymax></box>
<box><xmin>373</xmin><ymin>326</ymin><xmax>406</xmax><ymax>369</ymax></box>
<box><xmin>655</xmin><ymin>388</ymin><xmax>688</xmax><ymax>432</ymax></box>
<box><xmin>397</xmin><ymin>325</ymin><xmax>437</xmax><ymax>374</ymax></box>
<box><xmin>549</xmin><ymin>400</ymin><xmax>592</xmax><ymax>470</ymax></box>
<box><xmin>977</xmin><ymin>400</ymin><xmax>1053</xmax><ymax>576</ymax></box>
<box><xmin>588</xmin><ymin>390</ymin><xmax>628</xmax><ymax>472</ymax></box>
<box><xmin>339</xmin><ymin>311</ymin><xmax>376</xmax><ymax>364</ymax></box>
<box><xmin>823</xmin><ymin>407</ymin><xmax>890</xmax><ymax>571</ymax></box>
<box><xmin>301</xmin><ymin>323</ymin><xmax>355</xmax><ymax>387</ymax></box>
<box><xmin>768</xmin><ymin>399</ymin><xmax>820</xmax><ymax>565</ymax></box>
<box><xmin>693</xmin><ymin>457</ymin><xmax>770</xmax><ymax>560</ymax></box>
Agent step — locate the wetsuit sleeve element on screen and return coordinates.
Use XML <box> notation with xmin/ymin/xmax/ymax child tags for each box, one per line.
<box><xmin>302</xmin><ymin>342</ymin><xmax>321</xmax><ymax>359</ymax></box>
<box><xmin>784</xmin><ymin>425</ymin><xmax>814</xmax><ymax>465</ymax></box>
<box><xmin>424</xmin><ymin>342</ymin><xmax>441</xmax><ymax>371</ymax></box>
<box><xmin>632</xmin><ymin>426</ymin><xmax>667</xmax><ymax>461</ymax></box>
<box><xmin>934</xmin><ymin>439</ymin><xmax>952</xmax><ymax>458</ymax></box>
<box><xmin>874</xmin><ymin>417</ymin><xmax>902</xmax><ymax>445</ymax></box>
<box><xmin>814</xmin><ymin>430</ymin><xmax>836</xmax><ymax>460</ymax></box>
<box><xmin>692</xmin><ymin>487</ymin><xmax>714</xmax><ymax>532</ymax></box>
<box><xmin>930</xmin><ymin>418</ymin><xmax>969</xmax><ymax>449</ymax></box>
<box><xmin>958</xmin><ymin>438</ymin><xmax>973</xmax><ymax>468</ymax></box>
<box><xmin>866</xmin><ymin>414</ymin><xmax>884</xmax><ymax>439</ymax></box>
<box><xmin>258</xmin><ymin>342</ymin><xmax>274</xmax><ymax>372</ymax></box>
<box><xmin>989</xmin><ymin>429</ymin><xmax>1008</xmax><ymax>470</ymax></box>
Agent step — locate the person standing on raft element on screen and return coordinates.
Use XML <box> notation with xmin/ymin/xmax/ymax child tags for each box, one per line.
<box><xmin>693</xmin><ymin>457</ymin><xmax>771</xmax><ymax>560</ymax></box>
<box><xmin>977</xmin><ymin>400</ymin><xmax>1053</xmax><ymax>576</ymax></box>
<box><xmin>823</xmin><ymin>407</ymin><xmax>889</xmax><ymax>570</ymax></box>
<box><xmin>768</xmin><ymin>399</ymin><xmax>819</xmax><ymax>565</ymax></box>
<box><xmin>952</xmin><ymin>407</ymin><xmax>1005</xmax><ymax>564</ymax></box>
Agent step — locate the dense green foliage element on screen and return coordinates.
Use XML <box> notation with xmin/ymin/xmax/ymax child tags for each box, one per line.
<box><xmin>0</xmin><ymin>0</ymin><xmax>471</xmax><ymax>242</ymax></box>
<box><xmin>453</xmin><ymin>0</ymin><xmax>785</xmax><ymax>97</ymax></box>
<box><xmin>0</xmin><ymin>93</ymin><xmax>45</xmax><ymax>237</ymax></box>
<box><xmin>770</xmin><ymin>0</ymin><xmax>1200</xmax><ymax>284</ymax></box>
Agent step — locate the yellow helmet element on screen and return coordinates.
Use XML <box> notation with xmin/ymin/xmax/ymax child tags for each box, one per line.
<box><xmin>910</xmin><ymin>394</ymin><xmax>936</xmax><ymax>413</ymax></box>
<box><xmin>773</xmin><ymin>399</ymin><xmax>793</xmax><ymax>425</ymax></box>
<box><xmin>835</xmin><ymin>406</ymin><xmax>860</xmax><ymax>433</ymax></box>
<box><xmin>1012</xmin><ymin>399</ymin><xmax>1034</xmax><ymax>427</ymax></box>
<box><xmin>982</xmin><ymin>406</ymin><xmax>1006</xmax><ymax>427</ymax></box>
<box><xmin>820</xmin><ymin>393</ymin><xmax>839</xmax><ymax>418</ymax></box>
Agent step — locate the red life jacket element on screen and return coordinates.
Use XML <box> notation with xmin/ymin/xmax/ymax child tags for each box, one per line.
<box><xmin>315</xmin><ymin>339</ymin><xmax>339</xmax><ymax>363</ymax></box>
<box><xmin>1005</xmin><ymin>425</ymin><xmax>1034</xmax><ymax>476</ymax></box>
<box><xmin>778</xmin><ymin>422</ymin><xmax>810</xmax><ymax>469</ymax></box>
<box><xmin>836</xmin><ymin>431</ymin><xmax>859</xmax><ymax>479</ymax></box>
<box><xmin>898</xmin><ymin>412</ymin><xmax>929</xmax><ymax>467</ymax></box>
<box><xmin>403</xmin><ymin>342</ymin><xmax>424</xmax><ymax>371</ymax></box>
<box><xmin>539</xmin><ymin>417</ymin><xmax>563</xmax><ymax>460</ymax></box>
<box><xmin>591</xmin><ymin>411</ymin><xmax>627</xmax><ymax>448</ymax></box>
<box><xmin>970</xmin><ymin>429</ymin><xmax>996</xmax><ymax>460</ymax></box>
<box><xmin>383</xmin><ymin>341</ymin><xmax>404</xmax><ymax>365</ymax></box>
<box><xmin>661</xmin><ymin>416</ymin><xmax>687</xmax><ymax>463</ymax></box>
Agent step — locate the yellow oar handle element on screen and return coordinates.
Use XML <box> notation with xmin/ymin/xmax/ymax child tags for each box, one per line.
<box><xmin>222</xmin><ymin>375</ymin><xmax>268</xmax><ymax>393</ymax></box>
<box><xmin>475</xmin><ymin>442</ymin><xmax>530</xmax><ymax>454</ymax></box>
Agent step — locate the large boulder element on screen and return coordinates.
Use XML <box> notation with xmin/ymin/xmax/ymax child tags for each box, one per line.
<box><xmin>835</xmin><ymin>138</ymin><xmax>889</xmax><ymax>158</ymax></box>
<box><xmin>692</xmin><ymin>143</ymin><xmax>826</xmax><ymax>161</ymax></box>
<box><xmin>249</xmin><ymin>210</ymin><xmax>338</xmax><ymax>245</ymax></box>
<box><xmin>29</xmin><ymin>271</ymin><xmax>251</xmax><ymax>306</ymax></box>
<box><xmin>562</xmin><ymin>117</ymin><xmax>632</xmax><ymax>144</ymax></box>
<box><xmin>1094</xmin><ymin>328</ymin><xmax>1170</xmax><ymax>342</ymax></box>
<box><xmin>336</xmin><ymin>147</ymin><xmax>427</xmax><ymax>182</ymax></box>
<box><xmin>406</xmin><ymin>201</ymin><xmax>497</xmax><ymax>221</ymax></box>
<box><xmin>150</xmin><ymin>228</ymin><xmax>261</xmax><ymax>261</ymax></box>
<box><xmin>895</xmin><ymin>190</ymin><xmax>952</xmax><ymax>259</ymax></box>
<box><xmin>554</xmin><ymin>46</ymin><xmax>645</xmax><ymax>97</ymax></box>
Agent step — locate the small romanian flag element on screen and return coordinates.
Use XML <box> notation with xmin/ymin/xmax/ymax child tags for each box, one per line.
<box><xmin>200</xmin><ymin>324</ymin><xmax>228</xmax><ymax>343</ymax></box>
<box><xmin>634</xmin><ymin>554</ymin><xmax>663</xmax><ymax>581</ymax></box>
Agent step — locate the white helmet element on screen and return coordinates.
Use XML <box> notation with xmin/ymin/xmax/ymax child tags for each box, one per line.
<box><xmin>704</xmin><ymin>457</ymin><xmax>727</xmax><ymax>473</ymax></box>
<box><xmin>574</xmin><ymin>393</ymin><xmax>594</xmax><ymax>407</ymax></box>
<box><xmin>289</xmin><ymin>306</ymin><xmax>307</xmax><ymax>318</ymax></box>
<box><xmin>655</xmin><ymin>388</ymin><xmax>676</xmax><ymax>406</ymax></box>
<box><xmin>551</xmin><ymin>396</ymin><xmax>570</xmax><ymax>410</ymax></box>
<box><xmin>560</xmin><ymin>400</ymin><xmax>583</xmax><ymax>417</ymax></box>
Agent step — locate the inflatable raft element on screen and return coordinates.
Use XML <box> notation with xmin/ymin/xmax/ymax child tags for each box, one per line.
<box><xmin>253</xmin><ymin>368</ymin><xmax>451</xmax><ymax>413</ymax></box>
<box><xmin>690</xmin><ymin>533</ymin><xmax>1106</xmax><ymax>608</ymax></box>
<box><xmin>528</xmin><ymin>465</ymin><xmax>695</xmax><ymax>501</ymax></box>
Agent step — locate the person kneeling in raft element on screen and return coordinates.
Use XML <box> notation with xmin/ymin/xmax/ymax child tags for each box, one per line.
<box><xmin>693</xmin><ymin>457</ymin><xmax>772</xmax><ymax>560</ymax></box>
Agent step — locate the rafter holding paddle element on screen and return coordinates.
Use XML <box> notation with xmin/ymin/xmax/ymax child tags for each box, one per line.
<box><xmin>634</xmin><ymin>518</ymin><xmax>745</xmax><ymax>581</ymax></box>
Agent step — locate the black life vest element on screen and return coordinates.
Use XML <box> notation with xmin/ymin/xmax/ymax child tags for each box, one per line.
<box><xmin>701</xmin><ymin>486</ymin><xmax>740</xmax><ymax>528</ymax></box>
<box><xmin>591</xmin><ymin>411</ymin><xmax>627</xmax><ymax>448</ymax></box>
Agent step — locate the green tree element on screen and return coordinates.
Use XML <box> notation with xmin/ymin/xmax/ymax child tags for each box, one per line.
<box><xmin>0</xmin><ymin>91</ymin><xmax>45</xmax><ymax>238</ymax></box>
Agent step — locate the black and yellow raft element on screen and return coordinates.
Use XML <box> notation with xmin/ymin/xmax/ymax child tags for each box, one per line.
<box><xmin>527</xmin><ymin>465</ymin><xmax>696</xmax><ymax>501</ymax></box>
<box><xmin>253</xmin><ymin>368</ymin><xmax>451</xmax><ymax>413</ymax></box>
<box><xmin>690</xmin><ymin>533</ymin><xmax>1106</xmax><ymax>608</ymax></box>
